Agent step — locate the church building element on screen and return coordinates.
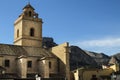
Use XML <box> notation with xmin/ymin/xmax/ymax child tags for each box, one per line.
<box><xmin>0</xmin><ymin>3</ymin><xmax>70</xmax><ymax>80</ymax></box>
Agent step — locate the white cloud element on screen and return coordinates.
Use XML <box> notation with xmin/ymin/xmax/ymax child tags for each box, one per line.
<box><xmin>72</xmin><ymin>37</ymin><xmax>120</xmax><ymax>55</ymax></box>
<box><xmin>75</xmin><ymin>38</ymin><xmax>120</xmax><ymax>47</ymax></box>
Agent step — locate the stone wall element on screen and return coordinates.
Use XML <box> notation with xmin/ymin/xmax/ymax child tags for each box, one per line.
<box><xmin>17</xmin><ymin>56</ymin><xmax>27</xmax><ymax>78</ymax></box>
<box><xmin>14</xmin><ymin>9</ymin><xmax>42</xmax><ymax>48</ymax></box>
<box><xmin>51</xmin><ymin>42</ymin><xmax>70</xmax><ymax>80</ymax></box>
<box><xmin>38</xmin><ymin>59</ymin><xmax>49</xmax><ymax>78</ymax></box>
<box><xmin>27</xmin><ymin>57</ymin><xmax>38</xmax><ymax>74</ymax></box>
<box><xmin>0</xmin><ymin>56</ymin><xmax>3</xmax><ymax>66</ymax></box>
<box><xmin>49</xmin><ymin>58</ymin><xmax>58</xmax><ymax>75</ymax></box>
<box><xmin>3</xmin><ymin>56</ymin><xmax>17</xmax><ymax>73</ymax></box>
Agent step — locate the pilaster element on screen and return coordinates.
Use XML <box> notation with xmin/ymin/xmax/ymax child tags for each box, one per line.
<box><xmin>17</xmin><ymin>56</ymin><xmax>27</xmax><ymax>78</ymax></box>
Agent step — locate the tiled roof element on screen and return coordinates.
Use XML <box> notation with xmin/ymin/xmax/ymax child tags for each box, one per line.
<box><xmin>0</xmin><ymin>44</ymin><xmax>53</xmax><ymax>58</ymax></box>
<box><xmin>0</xmin><ymin>44</ymin><xmax>26</xmax><ymax>56</ymax></box>
<box><xmin>23</xmin><ymin>46</ymin><xmax>53</xmax><ymax>57</ymax></box>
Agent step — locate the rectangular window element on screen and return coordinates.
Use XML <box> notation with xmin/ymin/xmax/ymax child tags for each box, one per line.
<box><xmin>27</xmin><ymin>61</ymin><xmax>32</xmax><ymax>68</ymax></box>
<box><xmin>5</xmin><ymin>60</ymin><xmax>10</xmax><ymax>67</ymax></box>
<box><xmin>49</xmin><ymin>61</ymin><xmax>51</xmax><ymax>69</ymax></box>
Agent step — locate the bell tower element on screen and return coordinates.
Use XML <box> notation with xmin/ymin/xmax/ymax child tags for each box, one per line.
<box><xmin>14</xmin><ymin>3</ymin><xmax>43</xmax><ymax>47</ymax></box>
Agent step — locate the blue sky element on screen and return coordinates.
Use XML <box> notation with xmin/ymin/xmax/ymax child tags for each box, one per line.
<box><xmin>0</xmin><ymin>0</ymin><xmax>120</xmax><ymax>55</ymax></box>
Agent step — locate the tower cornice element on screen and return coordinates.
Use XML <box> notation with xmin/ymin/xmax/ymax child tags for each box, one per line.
<box><xmin>14</xmin><ymin>16</ymin><xmax>43</xmax><ymax>26</ymax></box>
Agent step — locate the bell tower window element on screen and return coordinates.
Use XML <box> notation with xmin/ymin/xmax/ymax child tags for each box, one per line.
<box><xmin>29</xmin><ymin>11</ymin><xmax>32</xmax><ymax>17</ymax></box>
<box><xmin>49</xmin><ymin>61</ymin><xmax>52</xmax><ymax>69</ymax></box>
<box><xmin>17</xmin><ymin>29</ymin><xmax>19</xmax><ymax>37</ymax></box>
<box><xmin>30</xmin><ymin>28</ymin><xmax>34</xmax><ymax>37</ymax></box>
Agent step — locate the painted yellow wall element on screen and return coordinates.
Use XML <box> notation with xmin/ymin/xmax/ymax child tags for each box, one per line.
<box><xmin>110</xmin><ymin>64</ymin><xmax>119</xmax><ymax>72</ymax></box>
<box><xmin>73</xmin><ymin>68</ymin><xmax>114</xmax><ymax>80</ymax></box>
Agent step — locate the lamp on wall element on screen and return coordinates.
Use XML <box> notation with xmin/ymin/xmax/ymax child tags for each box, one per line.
<box><xmin>2</xmin><ymin>70</ymin><xmax>5</xmax><ymax>74</ymax></box>
<box><xmin>112</xmin><ymin>73</ymin><xmax>117</xmax><ymax>80</ymax></box>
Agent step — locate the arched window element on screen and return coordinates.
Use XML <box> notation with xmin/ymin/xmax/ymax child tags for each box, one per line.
<box><xmin>29</xmin><ymin>11</ymin><xmax>32</xmax><ymax>17</ymax></box>
<box><xmin>17</xmin><ymin>29</ymin><xmax>19</xmax><ymax>37</ymax></box>
<box><xmin>30</xmin><ymin>28</ymin><xmax>34</xmax><ymax>37</ymax></box>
